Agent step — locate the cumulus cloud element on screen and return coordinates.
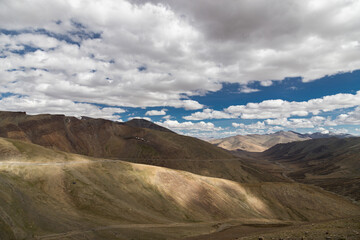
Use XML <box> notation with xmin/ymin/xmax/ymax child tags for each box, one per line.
<box><xmin>315</xmin><ymin>127</ymin><xmax>330</xmax><ymax>134</ymax></box>
<box><xmin>128</xmin><ymin>116</ymin><xmax>152</xmax><ymax>121</ymax></box>
<box><xmin>0</xmin><ymin>95</ymin><xmax>124</xmax><ymax>121</ymax></box>
<box><xmin>168</xmin><ymin>100</ymin><xmax>204</xmax><ymax>110</ymax></box>
<box><xmin>325</xmin><ymin>107</ymin><xmax>360</xmax><ymax>125</ymax></box>
<box><xmin>329</xmin><ymin>127</ymin><xmax>349</xmax><ymax>134</ymax></box>
<box><xmin>1</xmin><ymin>0</ymin><xmax>360</xmax><ymax>139</ymax></box>
<box><xmin>229</xmin><ymin>107</ymin><xmax>360</xmax><ymax>133</ymax></box>
<box><xmin>183</xmin><ymin>108</ymin><xmax>233</xmax><ymax>120</ymax></box>
<box><xmin>0</xmin><ymin>0</ymin><xmax>209</xmax><ymax>113</ymax></box>
<box><xmin>260</xmin><ymin>80</ymin><xmax>273</xmax><ymax>87</ymax></box>
<box><xmin>239</xmin><ymin>86</ymin><xmax>260</xmax><ymax>93</ymax></box>
<box><xmin>156</xmin><ymin>120</ymin><xmax>223</xmax><ymax>132</ymax></box>
<box><xmin>232</xmin><ymin>121</ymin><xmax>266</xmax><ymax>130</ymax></box>
<box><xmin>135</xmin><ymin>0</ymin><xmax>360</xmax><ymax>82</ymax></box>
<box><xmin>145</xmin><ymin>109</ymin><xmax>167</xmax><ymax>116</ymax></box>
<box><xmin>184</xmin><ymin>91</ymin><xmax>360</xmax><ymax>120</ymax></box>
<box><xmin>1</xmin><ymin>0</ymin><xmax>360</xmax><ymax>118</ymax></box>
<box><xmin>265</xmin><ymin>117</ymin><xmax>316</xmax><ymax>129</ymax></box>
<box><xmin>231</xmin><ymin>121</ymin><xmax>285</xmax><ymax>135</ymax></box>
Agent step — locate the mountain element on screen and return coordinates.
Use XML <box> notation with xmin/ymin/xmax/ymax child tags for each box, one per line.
<box><xmin>263</xmin><ymin>137</ymin><xmax>360</xmax><ymax>200</ymax></box>
<box><xmin>0</xmin><ymin>111</ymin><xmax>289</xmax><ymax>184</ymax></box>
<box><xmin>210</xmin><ymin>130</ymin><xmax>353</xmax><ymax>152</ymax></box>
<box><xmin>0</xmin><ymin>111</ymin><xmax>233</xmax><ymax>160</ymax></box>
<box><xmin>210</xmin><ymin>131</ymin><xmax>311</xmax><ymax>152</ymax></box>
<box><xmin>125</xmin><ymin>118</ymin><xmax>174</xmax><ymax>133</ymax></box>
<box><xmin>1</xmin><ymin>137</ymin><xmax>359</xmax><ymax>239</ymax></box>
<box><xmin>301</xmin><ymin>131</ymin><xmax>353</xmax><ymax>139</ymax></box>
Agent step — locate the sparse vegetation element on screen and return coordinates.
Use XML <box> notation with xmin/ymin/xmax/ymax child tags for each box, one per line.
<box><xmin>0</xmin><ymin>137</ymin><xmax>359</xmax><ymax>239</ymax></box>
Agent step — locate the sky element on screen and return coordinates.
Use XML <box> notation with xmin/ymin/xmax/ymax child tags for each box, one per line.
<box><xmin>0</xmin><ymin>0</ymin><xmax>360</xmax><ymax>139</ymax></box>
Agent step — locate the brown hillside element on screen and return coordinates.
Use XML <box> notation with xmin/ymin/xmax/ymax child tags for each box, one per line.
<box><xmin>0</xmin><ymin>111</ymin><xmax>233</xmax><ymax>160</ymax></box>
<box><xmin>0</xmin><ymin>111</ymin><xmax>285</xmax><ymax>184</ymax></box>
<box><xmin>0</xmin><ymin>138</ymin><xmax>359</xmax><ymax>240</ymax></box>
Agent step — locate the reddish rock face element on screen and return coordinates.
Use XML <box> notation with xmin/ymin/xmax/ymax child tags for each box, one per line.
<box><xmin>0</xmin><ymin>111</ymin><xmax>233</xmax><ymax>160</ymax></box>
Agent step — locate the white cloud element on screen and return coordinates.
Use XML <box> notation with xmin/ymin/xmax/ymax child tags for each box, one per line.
<box><xmin>170</xmin><ymin>100</ymin><xmax>204</xmax><ymax>110</ymax></box>
<box><xmin>227</xmin><ymin>105</ymin><xmax>360</xmax><ymax>136</ymax></box>
<box><xmin>265</xmin><ymin>118</ymin><xmax>315</xmax><ymax>128</ymax></box>
<box><xmin>145</xmin><ymin>109</ymin><xmax>166</xmax><ymax>116</ymax></box>
<box><xmin>183</xmin><ymin>108</ymin><xmax>233</xmax><ymax>120</ymax></box>
<box><xmin>230</xmin><ymin>106</ymin><xmax>359</xmax><ymax>133</ymax></box>
<box><xmin>334</xmin><ymin>107</ymin><xmax>360</xmax><ymax>125</ymax></box>
<box><xmin>0</xmin><ymin>0</ymin><xmax>360</xmax><ymax>117</ymax></box>
<box><xmin>260</xmin><ymin>80</ymin><xmax>273</xmax><ymax>87</ymax></box>
<box><xmin>134</xmin><ymin>0</ymin><xmax>360</xmax><ymax>82</ymax></box>
<box><xmin>156</xmin><ymin>120</ymin><xmax>223</xmax><ymax>132</ymax></box>
<box><xmin>128</xmin><ymin>116</ymin><xmax>152</xmax><ymax>121</ymax></box>
<box><xmin>232</xmin><ymin>123</ymin><xmax>243</xmax><ymax>128</ymax></box>
<box><xmin>329</xmin><ymin>127</ymin><xmax>349</xmax><ymax>134</ymax></box>
<box><xmin>0</xmin><ymin>95</ymin><xmax>124</xmax><ymax>121</ymax></box>
<box><xmin>231</xmin><ymin>121</ymin><xmax>286</xmax><ymax>135</ymax></box>
<box><xmin>239</xmin><ymin>86</ymin><xmax>260</xmax><ymax>93</ymax></box>
<box><xmin>315</xmin><ymin>127</ymin><xmax>330</xmax><ymax>134</ymax></box>
<box><xmin>184</xmin><ymin>91</ymin><xmax>360</xmax><ymax>120</ymax></box>
<box><xmin>0</xmin><ymin>0</ymin><xmax>209</xmax><ymax>112</ymax></box>
<box><xmin>232</xmin><ymin>121</ymin><xmax>266</xmax><ymax>130</ymax></box>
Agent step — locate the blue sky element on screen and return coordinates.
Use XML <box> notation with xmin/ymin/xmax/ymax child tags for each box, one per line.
<box><xmin>0</xmin><ymin>0</ymin><xmax>360</xmax><ymax>139</ymax></box>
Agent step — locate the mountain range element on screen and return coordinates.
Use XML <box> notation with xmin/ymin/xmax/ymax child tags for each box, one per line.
<box><xmin>209</xmin><ymin>130</ymin><xmax>353</xmax><ymax>152</ymax></box>
<box><xmin>1</xmin><ymin>134</ymin><xmax>359</xmax><ymax>240</ymax></box>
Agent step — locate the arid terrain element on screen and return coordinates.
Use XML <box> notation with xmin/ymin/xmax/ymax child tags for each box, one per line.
<box><xmin>1</xmin><ymin>137</ymin><xmax>359</xmax><ymax>240</ymax></box>
<box><xmin>0</xmin><ymin>111</ymin><xmax>233</xmax><ymax>160</ymax></box>
<box><xmin>0</xmin><ymin>112</ymin><xmax>359</xmax><ymax>240</ymax></box>
<box><xmin>209</xmin><ymin>131</ymin><xmax>311</xmax><ymax>152</ymax></box>
<box><xmin>209</xmin><ymin>130</ymin><xmax>352</xmax><ymax>152</ymax></box>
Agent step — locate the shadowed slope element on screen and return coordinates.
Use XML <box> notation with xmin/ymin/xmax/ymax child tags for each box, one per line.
<box><xmin>0</xmin><ymin>138</ymin><xmax>359</xmax><ymax>240</ymax></box>
<box><xmin>264</xmin><ymin>137</ymin><xmax>360</xmax><ymax>200</ymax></box>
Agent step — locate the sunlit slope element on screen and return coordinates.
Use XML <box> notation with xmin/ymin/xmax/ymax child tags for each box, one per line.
<box><xmin>210</xmin><ymin>131</ymin><xmax>310</xmax><ymax>152</ymax></box>
<box><xmin>0</xmin><ymin>138</ymin><xmax>359</xmax><ymax>240</ymax></box>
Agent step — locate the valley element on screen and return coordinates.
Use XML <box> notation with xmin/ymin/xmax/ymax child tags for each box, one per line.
<box><xmin>0</xmin><ymin>112</ymin><xmax>359</xmax><ymax>239</ymax></box>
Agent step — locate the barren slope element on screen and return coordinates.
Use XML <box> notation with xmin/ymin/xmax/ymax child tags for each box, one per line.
<box><xmin>264</xmin><ymin>137</ymin><xmax>360</xmax><ymax>200</ymax></box>
<box><xmin>0</xmin><ymin>111</ymin><xmax>233</xmax><ymax>160</ymax></box>
<box><xmin>0</xmin><ymin>111</ymin><xmax>286</xmax><ymax>184</ymax></box>
<box><xmin>0</xmin><ymin>138</ymin><xmax>359</xmax><ymax>240</ymax></box>
<box><xmin>210</xmin><ymin>131</ymin><xmax>310</xmax><ymax>152</ymax></box>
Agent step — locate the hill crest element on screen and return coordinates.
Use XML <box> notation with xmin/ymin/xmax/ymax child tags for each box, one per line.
<box><xmin>0</xmin><ymin>111</ymin><xmax>233</xmax><ymax>160</ymax></box>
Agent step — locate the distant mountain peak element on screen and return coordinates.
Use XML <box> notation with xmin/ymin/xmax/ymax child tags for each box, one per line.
<box><xmin>210</xmin><ymin>131</ymin><xmax>311</xmax><ymax>152</ymax></box>
<box><xmin>302</xmin><ymin>131</ymin><xmax>353</xmax><ymax>139</ymax></box>
<box><xmin>210</xmin><ymin>130</ymin><xmax>354</xmax><ymax>153</ymax></box>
